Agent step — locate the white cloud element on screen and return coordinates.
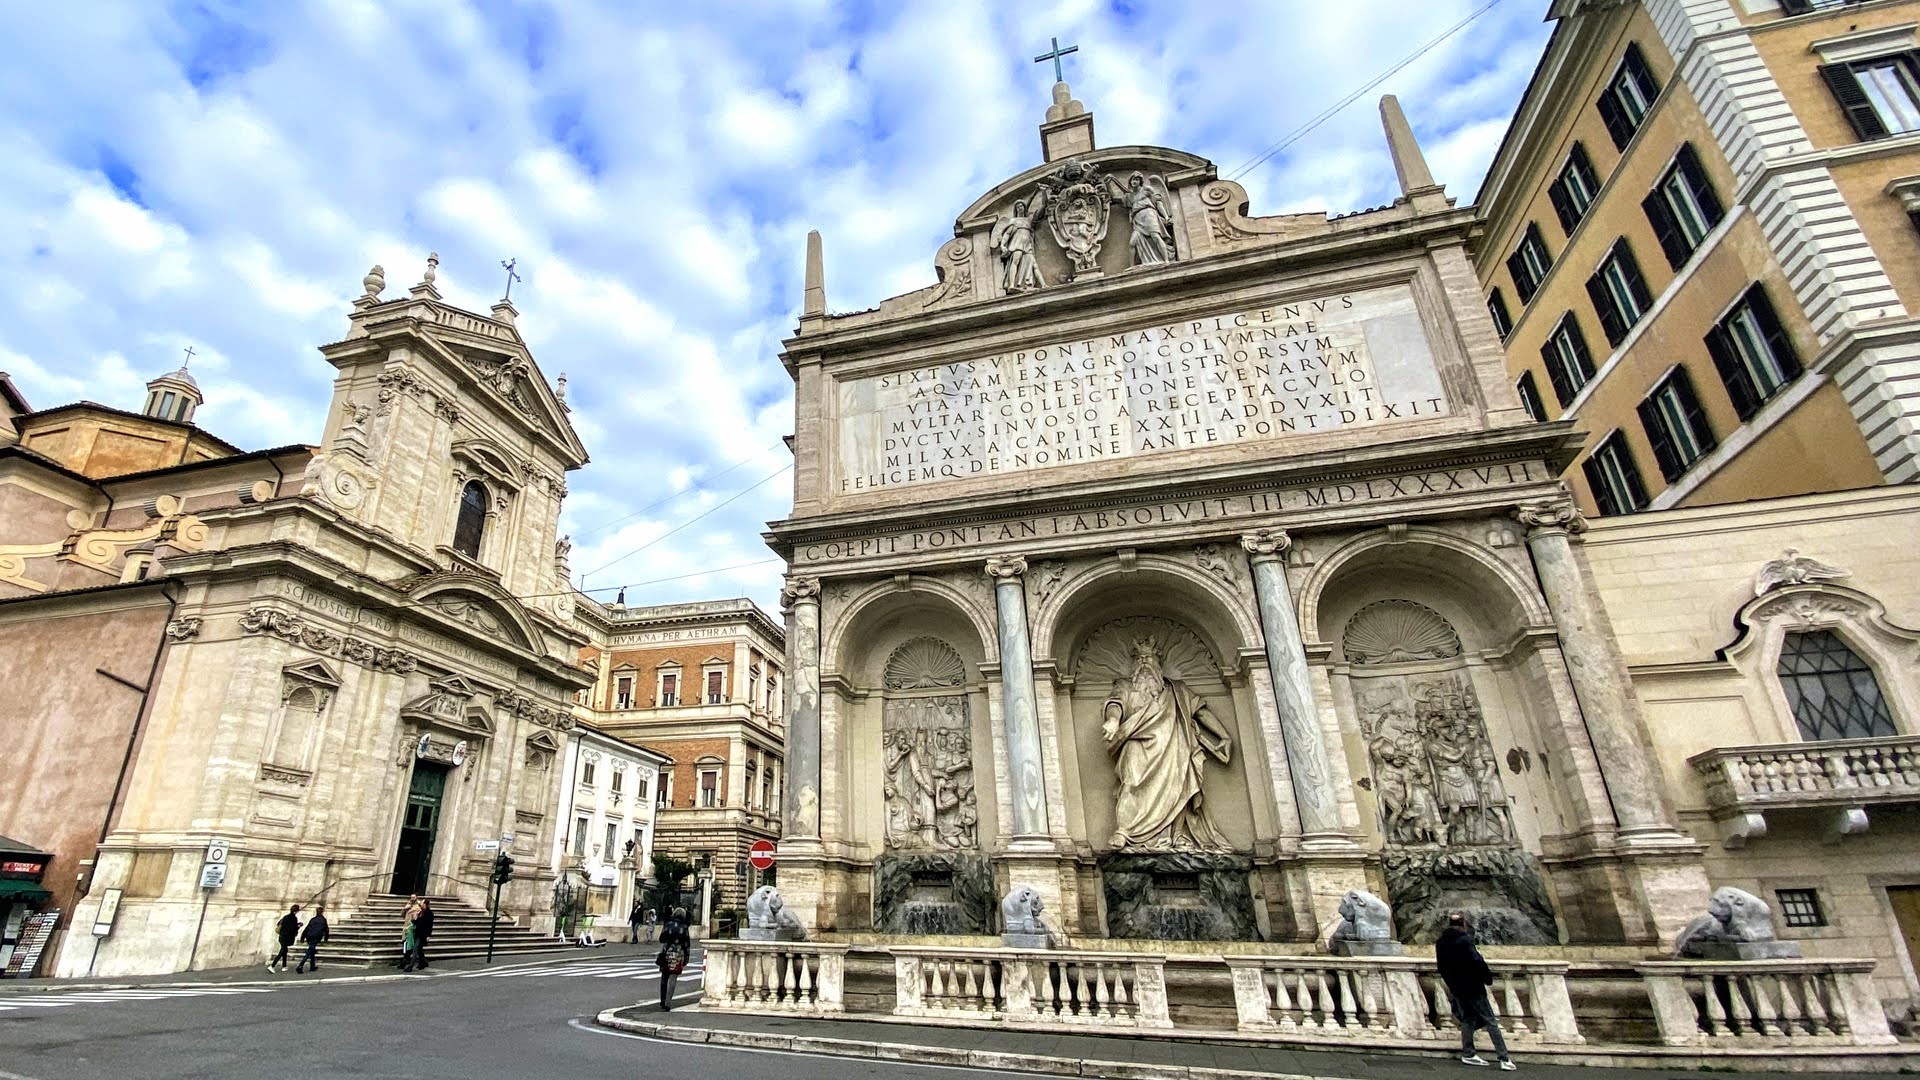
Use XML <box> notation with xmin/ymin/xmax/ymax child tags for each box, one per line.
<box><xmin>0</xmin><ymin>0</ymin><xmax>1552</xmax><ymax>610</ymax></box>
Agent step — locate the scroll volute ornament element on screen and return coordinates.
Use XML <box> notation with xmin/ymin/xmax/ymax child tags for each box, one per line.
<box><xmin>1511</xmin><ymin>497</ymin><xmax>1585</xmax><ymax>536</ymax></box>
<box><xmin>780</xmin><ymin>576</ymin><xmax>820</xmax><ymax>611</ymax></box>
<box><xmin>1240</xmin><ymin>528</ymin><xmax>1291</xmax><ymax>559</ymax></box>
<box><xmin>984</xmin><ymin>555</ymin><xmax>1028</xmax><ymax>581</ymax></box>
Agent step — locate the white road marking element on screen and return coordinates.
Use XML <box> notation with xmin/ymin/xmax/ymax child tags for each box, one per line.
<box><xmin>565</xmin><ymin>1016</ymin><xmax>1014</xmax><ymax>1076</ymax></box>
<box><xmin>0</xmin><ymin>985</ymin><xmax>277</xmax><ymax>1015</ymax></box>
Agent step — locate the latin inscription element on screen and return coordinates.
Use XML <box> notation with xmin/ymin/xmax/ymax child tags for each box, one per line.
<box><xmin>795</xmin><ymin>461</ymin><xmax>1542</xmax><ymax>565</ymax></box>
<box><xmin>612</xmin><ymin>625</ymin><xmax>737</xmax><ymax>647</ymax></box>
<box><xmin>836</xmin><ymin>285</ymin><xmax>1450</xmax><ymax>493</ymax></box>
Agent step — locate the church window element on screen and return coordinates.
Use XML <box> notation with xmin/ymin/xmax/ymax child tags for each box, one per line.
<box><xmin>1777</xmin><ymin>630</ymin><xmax>1897</xmax><ymax>742</ymax></box>
<box><xmin>1506</xmin><ymin>223</ymin><xmax>1552</xmax><ymax>305</ymax></box>
<box><xmin>120</xmin><ymin>555</ymin><xmax>153</xmax><ymax>583</ymax></box>
<box><xmin>1775</xmin><ymin>888</ymin><xmax>1827</xmax><ymax>928</ymax></box>
<box><xmin>1637</xmin><ymin>366</ymin><xmax>1716</xmax><ymax>481</ymax></box>
<box><xmin>1516</xmin><ymin>371</ymin><xmax>1548</xmax><ymax>423</ymax></box>
<box><xmin>1707</xmin><ymin>286</ymin><xmax>1801</xmax><ymax>421</ymax></box>
<box><xmin>1548</xmin><ymin>142</ymin><xmax>1601</xmax><ymax>234</ymax></box>
<box><xmin>1582</xmin><ymin>430</ymin><xmax>1648</xmax><ymax>515</ymax></box>
<box><xmin>452</xmin><ymin>480</ymin><xmax>488</xmax><ymax>559</ymax></box>
<box><xmin>1539</xmin><ymin>315</ymin><xmax>1595</xmax><ymax>407</ymax></box>
<box><xmin>157</xmin><ymin>391</ymin><xmax>177</xmax><ymax>419</ymax></box>
<box><xmin>1598</xmin><ymin>43</ymin><xmax>1661</xmax><ymax>150</ymax></box>
<box><xmin>1644</xmin><ymin>144</ymin><xmax>1724</xmax><ymax>269</ymax></box>
<box><xmin>1586</xmin><ymin>239</ymin><xmax>1653</xmax><ymax>347</ymax></box>
<box><xmin>272</xmin><ymin>685</ymin><xmax>323</xmax><ymax>767</ymax></box>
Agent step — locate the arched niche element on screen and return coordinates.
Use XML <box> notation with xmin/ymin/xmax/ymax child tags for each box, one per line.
<box><xmin>1040</xmin><ymin>558</ymin><xmax>1265</xmax><ymax>861</ymax></box>
<box><xmin>1308</xmin><ymin>529</ymin><xmax>1562</xmax><ymax>945</ymax></box>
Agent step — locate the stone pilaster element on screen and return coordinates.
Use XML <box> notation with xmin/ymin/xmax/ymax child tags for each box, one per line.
<box><xmin>779</xmin><ymin>575</ymin><xmax>822</xmax><ymax>840</ymax></box>
<box><xmin>1514</xmin><ymin>496</ymin><xmax>1708</xmax><ymax>943</ymax></box>
<box><xmin>986</xmin><ymin>556</ymin><xmax>1050</xmax><ymax>842</ymax></box>
<box><xmin>1241</xmin><ymin>529</ymin><xmax>1346</xmax><ymax>844</ymax></box>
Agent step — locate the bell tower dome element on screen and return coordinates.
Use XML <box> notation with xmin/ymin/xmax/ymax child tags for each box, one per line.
<box><xmin>142</xmin><ymin>362</ymin><xmax>202</xmax><ymax>424</ymax></box>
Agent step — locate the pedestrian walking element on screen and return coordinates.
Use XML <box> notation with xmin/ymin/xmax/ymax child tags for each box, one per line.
<box><xmin>1436</xmin><ymin>911</ymin><xmax>1515</xmax><ymax>1070</ymax></box>
<box><xmin>655</xmin><ymin>907</ymin><xmax>691</xmax><ymax>1011</ymax></box>
<box><xmin>398</xmin><ymin>896</ymin><xmax>421</xmax><ymax>971</ymax></box>
<box><xmin>644</xmin><ymin>908</ymin><xmax>658</xmax><ymax>943</ymax></box>
<box><xmin>269</xmin><ymin>904</ymin><xmax>301</xmax><ymax>973</ymax></box>
<box><xmin>408</xmin><ymin>897</ymin><xmax>435</xmax><ymax>971</ymax></box>
<box><xmin>628</xmin><ymin>901</ymin><xmax>645</xmax><ymax>945</ymax></box>
<box><xmin>294</xmin><ymin>902</ymin><xmax>330</xmax><ymax>973</ymax></box>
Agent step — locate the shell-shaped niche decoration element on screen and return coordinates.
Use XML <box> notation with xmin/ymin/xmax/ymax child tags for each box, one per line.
<box><xmin>1341</xmin><ymin>600</ymin><xmax>1463</xmax><ymax>666</ymax></box>
<box><xmin>1075</xmin><ymin>616</ymin><xmax>1219</xmax><ymax>686</ymax></box>
<box><xmin>884</xmin><ymin>637</ymin><xmax>967</xmax><ymax>690</ymax></box>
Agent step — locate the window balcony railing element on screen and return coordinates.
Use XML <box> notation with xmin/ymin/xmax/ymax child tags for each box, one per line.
<box><xmin>1688</xmin><ymin>734</ymin><xmax>1920</xmax><ymax>845</ymax></box>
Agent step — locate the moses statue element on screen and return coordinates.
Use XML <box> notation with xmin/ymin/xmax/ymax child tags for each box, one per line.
<box><xmin>1102</xmin><ymin>638</ymin><xmax>1232</xmax><ymax>850</ymax></box>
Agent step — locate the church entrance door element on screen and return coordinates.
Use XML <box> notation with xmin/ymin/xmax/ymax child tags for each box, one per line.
<box><xmin>391</xmin><ymin>762</ymin><xmax>449</xmax><ymax>895</ymax></box>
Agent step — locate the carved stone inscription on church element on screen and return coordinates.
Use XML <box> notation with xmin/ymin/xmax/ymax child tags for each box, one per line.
<box><xmin>836</xmin><ymin>284</ymin><xmax>1449</xmax><ymax>494</ymax></box>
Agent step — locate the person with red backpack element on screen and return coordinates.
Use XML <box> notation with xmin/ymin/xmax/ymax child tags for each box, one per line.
<box><xmin>655</xmin><ymin>907</ymin><xmax>691</xmax><ymax>1010</ymax></box>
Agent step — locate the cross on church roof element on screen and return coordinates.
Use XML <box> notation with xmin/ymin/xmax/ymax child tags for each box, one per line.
<box><xmin>181</xmin><ymin>345</ymin><xmax>195</xmax><ymax>367</ymax></box>
<box><xmin>1034</xmin><ymin>36</ymin><xmax>1078</xmax><ymax>84</ymax></box>
<box><xmin>501</xmin><ymin>258</ymin><xmax>522</xmax><ymax>301</ymax></box>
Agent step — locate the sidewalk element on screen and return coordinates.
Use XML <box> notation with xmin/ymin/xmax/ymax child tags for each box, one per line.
<box><xmin>0</xmin><ymin>940</ymin><xmax>667</xmax><ymax>994</ymax></box>
<box><xmin>597</xmin><ymin>1004</ymin><xmax>1907</xmax><ymax>1078</ymax></box>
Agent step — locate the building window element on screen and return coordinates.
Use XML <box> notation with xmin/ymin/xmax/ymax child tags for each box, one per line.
<box><xmin>633</xmin><ymin>826</ymin><xmax>645</xmax><ymax>853</ymax></box>
<box><xmin>1516</xmin><ymin>371</ymin><xmax>1548</xmax><ymax>423</ymax></box>
<box><xmin>603</xmin><ymin>822</ymin><xmax>618</xmax><ymax>859</ymax></box>
<box><xmin>706</xmin><ymin>668</ymin><xmax>725</xmax><ymax>705</ymax></box>
<box><xmin>1586</xmin><ymin>239</ymin><xmax>1655</xmax><ymax>347</ymax></box>
<box><xmin>1548</xmin><ymin>143</ymin><xmax>1602</xmax><ymax>234</ymax></box>
<box><xmin>1637</xmin><ymin>367</ymin><xmax>1718</xmax><ymax>481</ymax></box>
<box><xmin>610</xmin><ymin>769</ymin><xmax>623</xmax><ymax>794</ymax></box>
<box><xmin>699</xmin><ymin>769</ymin><xmax>720</xmax><ymax>808</ymax></box>
<box><xmin>1821</xmin><ymin>52</ymin><xmax>1920</xmax><ymax>141</ymax></box>
<box><xmin>1539</xmin><ymin>315</ymin><xmax>1597</xmax><ymax>407</ymax></box>
<box><xmin>1775</xmin><ymin>888</ymin><xmax>1827</xmax><ymax>928</ymax></box>
<box><xmin>1777</xmin><ymin>630</ymin><xmax>1897</xmax><ymax>742</ymax></box>
<box><xmin>747</xmin><ymin>664</ymin><xmax>760</xmax><ymax>708</ymax></box>
<box><xmin>581</xmin><ymin>760</ymin><xmax>595</xmax><ymax>787</ymax></box>
<box><xmin>761</xmin><ymin>773</ymin><xmax>774</xmax><ymax>811</ymax></box>
<box><xmin>658</xmin><ymin>773</ymin><xmax>673</xmax><ymax>807</ymax></box>
<box><xmin>1782</xmin><ymin>0</ymin><xmax>1870</xmax><ymax>12</ymax></box>
<box><xmin>1597</xmin><ymin>43</ymin><xmax>1661</xmax><ymax>150</ymax></box>
<box><xmin>1506</xmin><ymin>223</ymin><xmax>1552</xmax><ymax>305</ymax></box>
<box><xmin>635</xmin><ymin>774</ymin><xmax>650</xmax><ymax>801</ymax></box>
<box><xmin>765</xmin><ymin>674</ymin><xmax>778</xmax><ymax>713</ymax></box>
<box><xmin>615</xmin><ymin>675</ymin><xmax>633</xmax><ymax>709</ymax></box>
<box><xmin>1581</xmin><ymin>430</ymin><xmax>1648</xmax><ymax>516</ymax></box>
<box><xmin>1706</xmin><ymin>286</ymin><xmax>1802</xmax><ymax>420</ymax></box>
<box><xmin>571</xmin><ymin>816</ymin><xmax>589</xmax><ymax>857</ymax></box>
<box><xmin>1487</xmin><ymin>289</ymin><xmax>1514</xmax><ymax>340</ymax></box>
<box><xmin>659</xmin><ymin>670</ymin><xmax>679</xmax><ymax>707</ymax></box>
<box><xmin>1644</xmin><ymin>144</ymin><xmax>1726</xmax><ymax>269</ymax></box>
<box><xmin>452</xmin><ymin>480</ymin><xmax>488</xmax><ymax>559</ymax></box>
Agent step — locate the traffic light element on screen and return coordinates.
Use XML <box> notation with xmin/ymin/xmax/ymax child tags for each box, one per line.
<box><xmin>491</xmin><ymin>852</ymin><xmax>515</xmax><ymax>885</ymax></box>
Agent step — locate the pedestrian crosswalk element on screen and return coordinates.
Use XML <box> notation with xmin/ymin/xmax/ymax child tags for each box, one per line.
<box><xmin>0</xmin><ymin>986</ymin><xmax>278</xmax><ymax>1014</ymax></box>
<box><xmin>460</xmin><ymin>959</ymin><xmax>705</xmax><ymax>980</ymax></box>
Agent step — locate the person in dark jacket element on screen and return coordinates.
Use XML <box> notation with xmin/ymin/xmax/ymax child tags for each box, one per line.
<box><xmin>404</xmin><ymin>898</ymin><xmax>435</xmax><ymax>972</ymax></box>
<box><xmin>294</xmin><ymin>903</ymin><xmax>330</xmax><ymax>973</ymax></box>
<box><xmin>269</xmin><ymin>904</ymin><xmax>301</xmax><ymax>973</ymax></box>
<box><xmin>1436</xmin><ymin>912</ymin><xmax>1514</xmax><ymax>1070</ymax></box>
<box><xmin>655</xmin><ymin>907</ymin><xmax>691</xmax><ymax>1011</ymax></box>
<box><xmin>628</xmin><ymin>901</ymin><xmax>646</xmax><ymax>945</ymax></box>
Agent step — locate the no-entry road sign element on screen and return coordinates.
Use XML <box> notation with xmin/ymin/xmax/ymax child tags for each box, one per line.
<box><xmin>748</xmin><ymin>840</ymin><xmax>776</xmax><ymax>871</ymax></box>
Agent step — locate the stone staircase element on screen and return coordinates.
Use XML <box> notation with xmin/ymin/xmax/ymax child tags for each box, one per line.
<box><xmin>315</xmin><ymin>893</ymin><xmax>563</xmax><ymax>967</ymax></box>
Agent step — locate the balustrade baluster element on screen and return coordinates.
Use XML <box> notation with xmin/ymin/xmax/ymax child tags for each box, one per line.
<box><xmin>1358</xmin><ymin>970</ymin><xmax>1385</xmax><ymax>1031</ymax></box>
<box><xmin>1501</xmin><ymin>974</ymin><xmax>1530</xmax><ymax>1034</ymax></box>
<box><xmin>1093</xmin><ymin>963</ymin><xmax>1113</xmax><ymax>1018</ymax></box>
<box><xmin>1725</xmin><ymin>974</ymin><xmax>1758</xmax><ymax>1036</ymax></box>
<box><xmin>1700</xmin><ymin>974</ymin><xmax>1729</xmax><ymax>1036</ymax></box>
<box><xmin>798</xmin><ymin>954</ymin><xmax>815</xmax><ymax>1005</ymax></box>
<box><xmin>1113</xmin><ymin>964</ymin><xmax>1133</xmax><ymax>1013</ymax></box>
<box><xmin>1799</xmin><ymin>973</ymin><xmax>1834</xmax><ymax>1036</ymax></box>
<box><xmin>1311</xmin><ymin>971</ymin><xmax>1335</xmax><ymax>1030</ymax></box>
<box><xmin>1775</xmin><ymin>970</ymin><xmax>1806</xmax><ymax>1035</ymax></box>
<box><xmin>1071</xmin><ymin>962</ymin><xmax>1090</xmax><ymax>1016</ymax></box>
<box><xmin>1048</xmin><ymin>961</ymin><xmax>1066</xmax><ymax>1017</ymax></box>
<box><xmin>1334</xmin><ymin>969</ymin><xmax>1359</xmax><ymax>1029</ymax></box>
<box><xmin>1749</xmin><ymin>973</ymin><xmax>1782</xmax><ymax>1036</ymax></box>
<box><xmin>1430</xmin><ymin>975</ymin><xmax>1456</xmax><ymax>1031</ymax></box>
<box><xmin>1267</xmin><ymin>968</ymin><xmax>1296</xmax><ymax>1028</ymax></box>
<box><xmin>961</xmin><ymin>960</ymin><xmax>979</xmax><ymax>1003</ymax></box>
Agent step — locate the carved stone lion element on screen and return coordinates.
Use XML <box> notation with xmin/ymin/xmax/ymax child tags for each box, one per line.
<box><xmin>1001</xmin><ymin>885</ymin><xmax>1046</xmax><ymax>937</ymax></box>
<box><xmin>1329</xmin><ymin>889</ymin><xmax>1394</xmax><ymax>944</ymax></box>
<box><xmin>743</xmin><ymin>885</ymin><xmax>806</xmax><ymax>941</ymax></box>
<box><xmin>1673</xmin><ymin>886</ymin><xmax>1797</xmax><ymax>959</ymax></box>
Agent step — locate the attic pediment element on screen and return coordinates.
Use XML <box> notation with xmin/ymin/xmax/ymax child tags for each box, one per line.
<box><xmin>401</xmin><ymin>675</ymin><xmax>494</xmax><ymax>736</ymax></box>
<box><xmin>399</xmin><ymin>571</ymin><xmax>541</xmax><ymax>652</ymax></box>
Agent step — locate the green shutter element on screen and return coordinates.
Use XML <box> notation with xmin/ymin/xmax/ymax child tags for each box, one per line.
<box><xmin>1587</xmin><ymin>270</ymin><xmax>1625</xmax><ymax>346</ymax></box>
<box><xmin>1677</xmin><ymin>144</ymin><xmax>1725</xmax><ymax>228</ymax></box>
<box><xmin>1638</xmin><ymin>392</ymin><xmax>1683</xmax><ymax>482</ymax></box>
<box><xmin>1705</xmin><ymin>321</ymin><xmax>1761</xmax><ymax>421</ymax></box>
<box><xmin>1820</xmin><ymin>62</ymin><xmax>1890</xmax><ymax>141</ymax></box>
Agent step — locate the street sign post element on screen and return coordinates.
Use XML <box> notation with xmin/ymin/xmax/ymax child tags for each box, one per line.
<box><xmin>474</xmin><ymin>839</ymin><xmax>501</xmax><ymax>852</ymax></box>
<box><xmin>205</xmin><ymin>839</ymin><xmax>228</xmax><ymax>864</ymax></box>
<box><xmin>748</xmin><ymin>840</ymin><xmax>776</xmax><ymax>871</ymax></box>
<box><xmin>199</xmin><ymin>863</ymin><xmax>227</xmax><ymax>888</ymax></box>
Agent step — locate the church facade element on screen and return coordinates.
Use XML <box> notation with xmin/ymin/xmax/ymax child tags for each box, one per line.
<box><xmin>765</xmin><ymin>86</ymin><xmax>1721</xmax><ymax>955</ymax></box>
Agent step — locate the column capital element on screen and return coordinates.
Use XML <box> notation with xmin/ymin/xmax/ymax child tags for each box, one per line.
<box><xmin>984</xmin><ymin>555</ymin><xmax>1029</xmax><ymax>581</ymax></box>
<box><xmin>1240</xmin><ymin>528</ymin><xmax>1292</xmax><ymax>560</ymax></box>
<box><xmin>780</xmin><ymin>575</ymin><xmax>821</xmax><ymax>611</ymax></box>
<box><xmin>1512</xmin><ymin>496</ymin><xmax>1586</xmax><ymax>538</ymax></box>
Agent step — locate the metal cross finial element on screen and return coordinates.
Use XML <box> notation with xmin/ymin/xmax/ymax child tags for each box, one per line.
<box><xmin>1034</xmin><ymin>36</ymin><xmax>1079</xmax><ymax>84</ymax></box>
<box><xmin>181</xmin><ymin>345</ymin><xmax>196</xmax><ymax>367</ymax></box>
<box><xmin>501</xmin><ymin>258</ymin><xmax>522</xmax><ymax>301</ymax></box>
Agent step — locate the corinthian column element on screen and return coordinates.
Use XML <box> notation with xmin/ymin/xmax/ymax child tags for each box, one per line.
<box><xmin>1512</xmin><ymin>499</ymin><xmax>1679</xmax><ymax>839</ymax></box>
<box><xmin>780</xmin><ymin>575</ymin><xmax>822</xmax><ymax>839</ymax></box>
<box><xmin>986</xmin><ymin>555</ymin><xmax>1050</xmax><ymax>840</ymax></box>
<box><xmin>1241</xmin><ymin>529</ymin><xmax>1344</xmax><ymax>841</ymax></box>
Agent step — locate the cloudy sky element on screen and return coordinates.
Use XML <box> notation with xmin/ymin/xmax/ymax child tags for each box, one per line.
<box><xmin>0</xmin><ymin>0</ymin><xmax>1553</xmax><ymax>612</ymax></box>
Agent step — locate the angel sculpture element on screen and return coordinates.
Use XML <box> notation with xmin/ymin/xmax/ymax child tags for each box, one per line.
<box><xmin>1106</xmin><ymin>171</ymin><xmax>1177</xmax><ymax>267</ymax></box>
<box><xmin>1753</xmin><ymin>549</ymin><xmax>1850</xmax><ymax>596</ymax></box>
<box><xmin>989</xmin><ymin>189</ymin><xmax>1048</xmax><ymax>294</ymax></box>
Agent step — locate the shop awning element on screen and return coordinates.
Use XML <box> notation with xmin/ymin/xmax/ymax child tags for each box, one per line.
<box><xmin>0</xmin><ymin>880</ymin><xmax>51</xmax><ymax>902</ymax></box>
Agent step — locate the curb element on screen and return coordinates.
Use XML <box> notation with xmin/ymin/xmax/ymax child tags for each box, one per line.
<box><xmin>592</xmin><ymin>1009</ymin><xmax>1326</xmax><ymax>1080</ymax></box>
<box><xmin>0</xmin><ymin>946</ymin><xmax>648</xmax><ymax>995</ymax></box>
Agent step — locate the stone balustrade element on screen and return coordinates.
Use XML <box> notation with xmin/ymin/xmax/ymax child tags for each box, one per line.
<box><xmin>701</xmin><ymin>941</ymin><xmax>847</xmax><ymax>1014</ymax></box>
<box><xmin>1636</xmin><ymin>959</ymin><xmax>1895</xmax><ymax>1047</ymax></box>
<box><xmin>1691</xmin><ymin>735</ymin><xmax>1920</xmax><ymax>815</ymax></box>
<box><xmin>1224</xmin><ymin>956</ymin><xmax>1580</xmax><ymax>1045</ymax></box>
<box><xmin>892</xmin><ymin>946</ymin><xmax>1171</xmax><ymax>1028</ymax></box>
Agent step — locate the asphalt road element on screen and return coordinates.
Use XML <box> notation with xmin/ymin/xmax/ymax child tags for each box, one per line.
<box><xmin>0</xmin><ymin>950</ymin><xmax>1028</xmax><ymax>1080</ymax></box>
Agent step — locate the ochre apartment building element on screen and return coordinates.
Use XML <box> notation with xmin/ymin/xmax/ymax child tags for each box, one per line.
<box><xmin>1476</xmin><ymin>0</ymin><xmax>1920</xmax><ymax>515</ymax></box>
